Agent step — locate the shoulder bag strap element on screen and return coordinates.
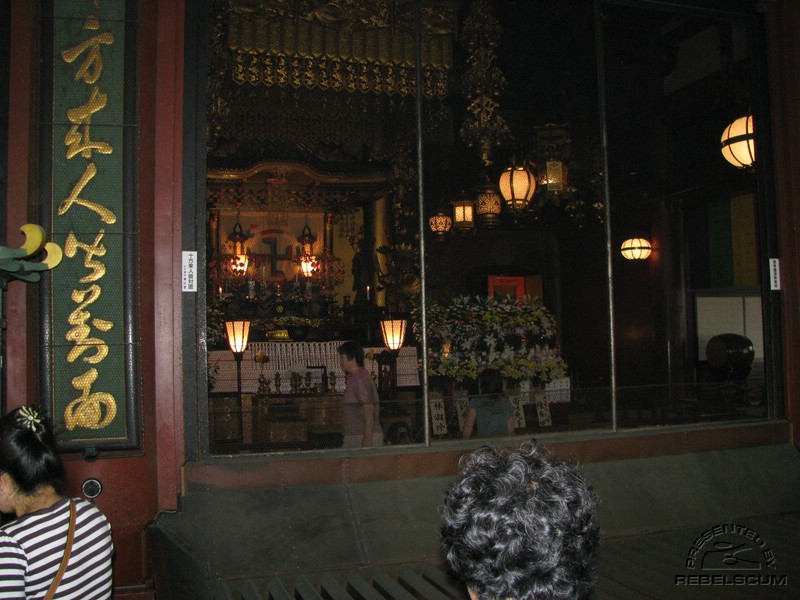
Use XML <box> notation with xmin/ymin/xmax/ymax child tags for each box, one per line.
<box><xmin>44</xmin><ymin>499</ymin><xmax>76</xmax><ymax>600</ymax></box>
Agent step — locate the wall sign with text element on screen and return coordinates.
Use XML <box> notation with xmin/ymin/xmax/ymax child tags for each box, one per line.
<box><xmin>44</xmin><ymin>0</ymin><xmax>139</xmax><ymax>450</ymax></box>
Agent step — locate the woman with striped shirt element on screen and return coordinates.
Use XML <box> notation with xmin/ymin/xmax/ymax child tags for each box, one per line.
<box><xmin>0</xmin><ymin>406</ymin><xmax>113</xmax><ymax>599</ymax></box>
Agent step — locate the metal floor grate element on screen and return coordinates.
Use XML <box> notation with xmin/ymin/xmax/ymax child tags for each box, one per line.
<box><xmin>211</xmin><ymin>564</ymin><xmax>468</xmax><ymax>600</ymax></box>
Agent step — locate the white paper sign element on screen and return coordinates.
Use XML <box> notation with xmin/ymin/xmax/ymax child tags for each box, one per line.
<box><xmin>182</xmin><ymin>251</ymin><xmax>197</xmax><ymax>292</ymax></box>
<box><xmin>769</xmin><ymin>258</ymin><xmax>781</xmax><ymax>291</ymax></box>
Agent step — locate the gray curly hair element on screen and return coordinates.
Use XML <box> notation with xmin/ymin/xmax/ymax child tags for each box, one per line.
<box><xmin>441</xmin><ymin>443</ymin><xmax>600</xmax><ymax>600</ymax></box>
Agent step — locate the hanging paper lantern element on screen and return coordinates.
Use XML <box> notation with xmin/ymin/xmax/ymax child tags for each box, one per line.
<box><xmin>620</xmin><ymin>238</ymin><xmax>652</xmax><ymax>260</ymax></box>
<box><xmin>499</xmin><ymin>165</ymin><xmax>536</xmax><ymax>210</ymax></box>
<box><xmin>720</xmin><ymin>115</ymin><xmax>755</xmax><ymax>169</ymax></box>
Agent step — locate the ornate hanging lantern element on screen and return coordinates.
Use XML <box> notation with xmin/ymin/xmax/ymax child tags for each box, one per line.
<box><xmin>299</xmin><ymin>255</ymin><xmax>316</xmax><ymax>277</ymax></box>
<box><xmin>429</xmin><ymin>210</ymin><xmax>453</xmax><ymax>239</ymax></box>
<box><xmin>543</xmin><ymin>160</ymin><xmax>568</xmax><ymax>192</ymax></box>
<box><xmin>499</xmin><ymin>165</ymin><xmax>536</xmax><ymax>210</ymax></box>
<box><xmin>475</xmin><ymin>187</ymin><xmax>503</xmax><ymax>228</ymax></box>
<box><xmin>227</xmin><ymin>217</ymin><xmax>249</xmax><ymax>276</ymax></box>
<box><xmin>297</xmin><ymin>222</ymin><xmax>317</xmax><ymax>277</ymax></box>
<box><xmin>452</xmin><ymin>198</ymin><xmax>475</xmax><ymax>231</ymax></box>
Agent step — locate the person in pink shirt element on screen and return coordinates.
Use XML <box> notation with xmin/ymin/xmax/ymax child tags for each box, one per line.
<box><xmin>338</xmin><ymin>340</ymin><xmax>383</xmax><ymax>448</ymax></box>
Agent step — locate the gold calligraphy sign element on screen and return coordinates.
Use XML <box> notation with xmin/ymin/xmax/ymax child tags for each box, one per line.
<box><xmin>58</xmin><ymin>162</ymin><xmax>118</xmax><ymax>224</ymax></box>
<box><xmin>64</xmin><ymin>368</ymin><xmax>117</xmax><ymax>430</ymax></box>
<box><xmin>58</xmin><ymin>11</ymin><xmax>118</xmax><ymax>433</ymax></box>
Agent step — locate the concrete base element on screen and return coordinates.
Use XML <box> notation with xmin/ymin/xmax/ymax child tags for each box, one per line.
<box><xmin>583</xmin><ymin>443</ymin><xmax>800</xmax><ymax>537</ymax></box>
<box><xmin>148</xmin><ymin>443</ymin><xmax>800</xmax><ymax>599</ymax></box>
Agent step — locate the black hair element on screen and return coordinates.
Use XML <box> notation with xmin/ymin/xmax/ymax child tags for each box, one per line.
<box><xmin>478</xmin><ymin>368</ymin><xmax>504</xmax><ymax>395</ymax></box>
<box><xmin>337</xmin><ymin>340</ymin><xmax>365</xmax><ymax>367</ymax></box>
<box><xmin>0</xmin><ymin>407</ymin><xmax>66</xmax><ymax>495</ymax></box>
<box><xmin>441</xmin><ymin>443</ymin><xmax>600</xmax><ymax>600</ymax></box>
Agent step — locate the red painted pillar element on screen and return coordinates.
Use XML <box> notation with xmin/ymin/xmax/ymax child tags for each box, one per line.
<box><xmin>765</xmin><ymin>0</ymin><xmax>800</xmax><ymax>448</ymax></box>
<box><xmin>4</xmin><ymin>0</ymin><xmax>187</xmax><ymax>592</ymax></box>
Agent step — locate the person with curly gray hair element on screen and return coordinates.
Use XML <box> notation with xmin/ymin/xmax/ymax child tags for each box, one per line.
<box><xmin>440</xmin><ymin>443</ymin><xmax>600</xmax><ymax>600</ymax></box>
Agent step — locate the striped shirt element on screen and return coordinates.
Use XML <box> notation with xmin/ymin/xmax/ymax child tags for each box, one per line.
<box><xmin>0</xmin><ymin>497</ymin><xmax>113</xmax><ymax>599</ymax></box>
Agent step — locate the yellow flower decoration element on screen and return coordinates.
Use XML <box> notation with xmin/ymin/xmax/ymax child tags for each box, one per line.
<box><xmin>17</xmin><ymin>406</ymin><xmax>43</xmax><ymax>432</ymax></box>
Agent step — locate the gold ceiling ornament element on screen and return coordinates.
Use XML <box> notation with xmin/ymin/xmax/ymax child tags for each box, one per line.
<box><xmin>215</xmin><ymin>88</ymin><xmax>386</xmax><ymax>147</ymax></box>
<box><xmin>224</xmin><ymin>0</ymin><xmax>458</xmax><ymax>100</ymax></box>
<box><xmin>205</xmin><ymin>161</ymin><xmax>387</xmax><ymax>213</ymax></box>
<box><xmin>207</xmin><ymin>0</ymin><xmax>457</xmax><ymax>169</ymax></box>
<box><xmin>458</xmin><ymin>0</ymin><xmax>511</xmax><ymax>166</ymax></box>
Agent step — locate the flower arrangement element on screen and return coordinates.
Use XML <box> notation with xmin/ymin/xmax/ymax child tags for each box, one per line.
<box><xmin>417</xmin><ymin>294</ymin><xmax>568</xmax><ymax>384</ymax></box>
<box><xmin>206</xmin><ymin>301</ymin><xmax>228</xmax><ymax>348</ymax></box>
<box><xmin>207</xmin><ymin>359</ymin><xmax>220</xmax><ymax>391</ymax></box>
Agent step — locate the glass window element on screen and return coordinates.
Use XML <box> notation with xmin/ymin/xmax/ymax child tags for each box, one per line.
<box><xmin>600</xmin><ymin>1</ymin><xmax>771</xmax><ymax>428</ymax></box>
<box><xmin>196</xmin><ymin>0</ymin><xmax>776</xmax><ymax>455</ymax></box>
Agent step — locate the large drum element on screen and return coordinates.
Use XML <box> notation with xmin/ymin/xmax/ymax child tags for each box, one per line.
<box><xmin>706</xmin><ymin>333</ymin><xmax>754</xmax><ymax>381</ymax></box>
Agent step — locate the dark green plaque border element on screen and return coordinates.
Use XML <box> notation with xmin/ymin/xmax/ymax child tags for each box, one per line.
<box><xmin>40</xmin><ymin>0</ymin><xmax>140</xmax><ymax>452</ymax></box>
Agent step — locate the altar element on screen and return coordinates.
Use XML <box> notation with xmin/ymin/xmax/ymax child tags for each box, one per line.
<box><xmin>208</xmin><ymin>341</ymin><xmax>420</xmax><ymax>451</ymax></box>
